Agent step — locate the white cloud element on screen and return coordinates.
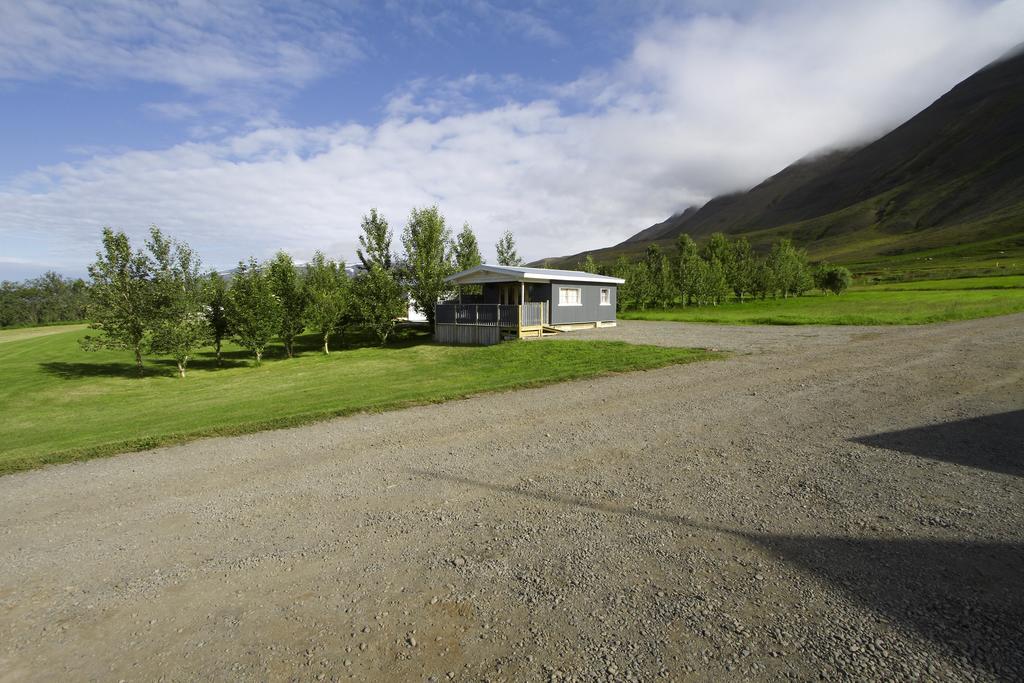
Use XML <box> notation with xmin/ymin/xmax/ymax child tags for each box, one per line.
<box><xmin>1</xmin><ymin>0</ymin><xmax>1022</xmax><ymax>275</ymax></box>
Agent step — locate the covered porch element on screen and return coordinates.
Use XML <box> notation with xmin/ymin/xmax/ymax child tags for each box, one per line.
<box><xmin>434</xmin><ymin>301</ymin><xmax>546</xmax><ymax>344</ymax></box>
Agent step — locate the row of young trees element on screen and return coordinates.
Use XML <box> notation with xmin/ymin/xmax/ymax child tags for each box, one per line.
<box><xmin>0</xmin><ymin>272</ymin><xmax>89</xmax><ymax>328</ymax></box>
<box><xmin>82</xmin><ymin>207</ymin><xmax>525</xmax><ymax>377</ymax></box>
<box><xmin>599</xmin><ymin>233</ymin><xmax>851</xmax><ymax>311</ymax></box>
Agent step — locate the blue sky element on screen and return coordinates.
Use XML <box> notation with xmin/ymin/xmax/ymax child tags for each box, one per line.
<box><xmin>0</xmin><ymin>2</ymin><xmax>647</xmax><ymax>178</ymax></box>
<box><xmin>1</xmin><ymin>0</ymin><xmax>1022</xmax><ymax>280</ymax></box>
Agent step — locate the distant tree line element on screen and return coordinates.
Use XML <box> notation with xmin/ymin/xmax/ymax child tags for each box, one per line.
<box><xmin>79</xmin><ymin>208</ymin><xmax>524</xmax><ymax>377</ymax></box>
<box><xmin>587</xmin><ymin>233</ymin><xmax>851</xmax><ymax>311</ymax></box>
<box><xmin>0</xmin><ymin>272</ymin><xmax>89</xmax><ymax>327</ymax></box>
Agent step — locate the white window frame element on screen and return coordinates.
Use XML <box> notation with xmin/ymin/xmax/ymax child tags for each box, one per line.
<box><xmin>599</xmin><ymin>288</ymin><xmax>611</xmax><ymax>306</ymax></box>
<box><xmin>558</xmin><ymin>286</ymin><xmax>583</xmax><ymax>306</ymax></box>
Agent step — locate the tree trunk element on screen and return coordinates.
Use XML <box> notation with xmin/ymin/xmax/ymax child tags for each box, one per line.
<box><xmin>177</xmin><ymin>360</ymin><xmax>186</xmax><ymax>378</ymax></box>
<box><xmin>285</xmin><ymin>340</ymin><xmax>293</xmax><ymax>358</ymax></box>
<box><xmin>215</xmin><ymin>339</ymin><xmax>222</xmax><ymax>366</ymax></box>
<box><xmin>134</xmin><ymin>347</ymin><xmax>144</xmax><ymax>377</ymax></box>
<box><xmin>322</xmin><ymin>332</ymin><xmax>330</xmax><ymax>355</ymax></box>
<box><xmin>255</xmin><ymin>349</ymin><xmax>262</xmax><ymax>365</ymax></box>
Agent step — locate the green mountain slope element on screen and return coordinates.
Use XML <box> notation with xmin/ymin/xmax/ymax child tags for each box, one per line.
<box><xmin>545</xmin><ymin>46</ymin><xmax>1024</xmax><ymax>278</ymax></box>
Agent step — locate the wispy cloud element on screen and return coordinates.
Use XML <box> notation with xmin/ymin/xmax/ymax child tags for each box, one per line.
<box><xmin>384</xmin><ymin>72</ymin><xmax>537</xmax><ymax>119</ymax></box>
<box><xmin>384</xmin><ymin>0</ymin><xmax>564</xmax><ymax>46</ymax></box>
<box><xmin>465</xmin><ymin>1</ymin><xmax>565</xmax><ymax>47</ymax></box>
<box><xmin>0</xmin><ymin>0</ymin><xmax>363</xmax><ymax>119</ymax></box>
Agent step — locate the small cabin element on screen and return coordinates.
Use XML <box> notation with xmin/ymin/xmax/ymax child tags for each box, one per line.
<box><xmin>435</xmin><ymin>265</ymin><xmax>625</xmax><ymax>345</ymax></box>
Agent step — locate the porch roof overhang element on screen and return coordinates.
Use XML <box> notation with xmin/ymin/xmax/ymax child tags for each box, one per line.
<box><xmin>446</xmin><ymin>264</ymin><xmax>625</xmax><ymax>286</ymax></box>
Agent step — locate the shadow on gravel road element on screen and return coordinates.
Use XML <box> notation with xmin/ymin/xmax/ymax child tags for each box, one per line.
<box><xmin>748</xmin><ymin>533</ymin><xmax>1024</xmax><ymax>678</ymax></box>
<box><xmin>851</xmin><ymin>410</ymin><xmax>1024</xmax><ymax>477</ymax></box>
<box><xmin>410</xmin><ymin>468</ymin><xmax>1024</xmax><ymax>678</ymax></box>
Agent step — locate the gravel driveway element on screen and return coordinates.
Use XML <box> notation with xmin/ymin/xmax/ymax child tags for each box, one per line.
<box><xmin>1</xmin><ymin>315</ymin><xmax>1022</xmax><ymax>681</ymax></box>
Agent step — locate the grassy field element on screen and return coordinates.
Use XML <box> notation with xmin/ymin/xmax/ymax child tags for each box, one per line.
<box><xmin>621</xmin><ymin>276</ymin><xmax>1024</xmax><ymax>325</ymax></box>
<box><xmin>0</xmin><ymin>325</ymin><xmax>719</xmax><ymax>475</ymax></box>
<box><xmin>551</xmin><ymin>207</ymin><xmax>1024</xmax><ymax>283</ymax></box>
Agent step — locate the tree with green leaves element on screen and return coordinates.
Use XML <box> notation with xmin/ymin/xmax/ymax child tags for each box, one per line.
<box><xmin>674</xmin><ymin>234</ymin><xmax>701</xmax><ymax>306</ymax></box>
<box><xmin>687</xmin><ymin>257</ymin><xmax>710</xmax><ymax>305</ymax></box>
<box><xmin>226</xmin><ymin>258</ymin><xmax>282</xmax><ymax>365</ymax></box>
<box><xmin>495</xmin><ymin>230</ymin><xmax>523</xmax><ymax>266</ymax></box>
<box><xmin>705</xmin><ymin>257</ymin><xmax>730</xmax><ymax>305</ymax></box>
<box><xmin>793</xmin><ymin>260</ymin><xmax>814</xmax><ymax>296</ymax></box>
<box><xmin>750</xmin><ymin>259</ymin><xmax>775</xmax><ymax>300</ymax></box>
<box><xmin>701</xmin><ymin>233</ymin><xmax>734</xmax><ymax>304</ymax></box>
<box><xmin>81</xmin><ymin>227</ymin><xmax>154</xmax><ymax>376</ymax></box>
<box><xmin>578</xmin><ymin>253</ymin><xmax>598</xmax><ymax>274</ymax></box>
<box><xmin>828</xmin><ymin>265</ymin><xmax>853</xmax><ymax>295</ymax></box>
<box><xmin>147</xmin><ymin>227</ymin><xmax>210</xmax><ymax>378</ymax></box>
<box><xmin>612</xmin><ymin>256</ymin><xmax>635</xmax><ymax>310</ymax></box>
<box><xmin>352</xmin><ymin>263</ymin><xmax>406</xmax><ymax>345</ymax></box>
<box><xmin>633</xmin><ymin>260</ymin><xmax>656</xmax><ymax>310</ymax></box>
<box><xmin>0</xmin><ymin>271</ymin><xmax>90</xmax><ymax>327</ymax></box>
<box><xmin>701</xmin><ymin>232</ymin><xmax>732</xmax><ymax>265</ymax></box>
<box><xmin>454</xmin><ymin>222</ymin><xmax>484</xmax><ymax>271</ymax></box>
<box><xmin>728</xmin><ymin>237</ymin><xmax>755</xmax><ymax>302</ymax></box>
<box><xmin>402</xmin><ymin>205</ymin><xmax>455</xmax><ymax>330</ymax></box>
<box><xmin>768</xmin><ymin>238</ymin><xmax>811</xmax><ymax>298</ymax></box>
<box><xmin>304</xmin><ymin>251</ymin><xmax>350</xmax><ymax>354</ymax></box>
<box><xmin>766</xmin><ymin>239</ymin><xmax>792</xmax><ymax>298</ymax></box>
<box><xmin>814</xmin><ymin>263</ymin><xmax>853</xmax><ymax>295</ymax></box>
<box><xmin>206</xmin><ymin>272</ymin><xmax>230</xmax><ymax>365</ymax></box>
<box><xmin>357</xmin><ymin>208</ymin><xmax>393</xmax><ymax>271</ymax></box>
<box><xmin>656</xmin><ymin>254</ymin><xmax>674</xmax><ymax>307</ymax></box>
<box><xmin>453</xmin><ymin>222</ymin><xmax>484</xmax><ymax>298</ymax></box>
<box><xmin>268</xmin><ymin>251</ymin><xmax>307</xmax><ymax>358</ymax></box>
<box><xmin>644</xmin><ymin>244</ymin><xmax>673</xmax><ymax>308</ymax></box>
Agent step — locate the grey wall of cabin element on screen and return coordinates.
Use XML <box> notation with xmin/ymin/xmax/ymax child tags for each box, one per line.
<box><xmin>549</xmin><ymin>281</ymin><xmax>616</xmax><ymax>324</ymax></box>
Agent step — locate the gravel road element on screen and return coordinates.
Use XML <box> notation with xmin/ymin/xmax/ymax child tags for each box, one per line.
<box><xmin>1</xmin><ymin>315</ymin><xmax>1022</xmax><ymax>682</ymax></box>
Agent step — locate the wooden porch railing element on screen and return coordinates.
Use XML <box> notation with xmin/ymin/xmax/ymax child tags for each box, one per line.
<box><xmin>435</xmin><ymin>302</ymin><xmax>545</xmax><ymax>330</ymax></box>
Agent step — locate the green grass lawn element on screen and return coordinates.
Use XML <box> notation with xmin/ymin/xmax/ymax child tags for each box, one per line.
<box><xmin>621</xmin><ymin>277</ymin><xmax>1024</xmax><ymax>325</ymax></box>
<box><xmin>0</xmin><ymin>326</ymin><xmax>719</xmax><ymax>475</ymax></box>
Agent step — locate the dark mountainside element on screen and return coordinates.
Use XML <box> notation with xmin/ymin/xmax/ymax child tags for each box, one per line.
<box><xmin>544</xmin><ymin>46</ymin><xmax>1024</xmax><ymax>272</ymax></box>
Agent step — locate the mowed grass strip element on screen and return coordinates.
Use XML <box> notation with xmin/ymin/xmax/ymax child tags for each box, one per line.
<box><xmin>855</xmin><ymin>275</ymin><xmax>1024</xmax><ymax>291</ymax></box>
<box><xmin>0</xmin><ymin>326</ymin><xmax>719</xmax><ymax>475</ymax></box>
<box><xmin>621</xmin><ymin>279</ymin><xmax>1024</xmax><ymax>326</ymax></box>
<box><xmin>0</xmin><ymin>323</ymin><xmax>87</xmax><ymax>344</ymax></box>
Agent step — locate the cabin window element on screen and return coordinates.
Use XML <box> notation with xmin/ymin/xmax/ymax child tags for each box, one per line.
<box><xmin>600</xmin><ymin>288</ymin><xmax>611</xmax><ymax>305</ymax></box>
<box><xmin>558</xmin><ymin>287</ymin><xmax>582</xmax><ymax>306</ymax></box>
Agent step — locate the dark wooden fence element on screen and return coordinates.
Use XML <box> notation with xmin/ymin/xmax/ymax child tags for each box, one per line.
<box><xmin>434</xmin><ymin>302</ymin><xmax>547</xmax><ymax>345</ymax></box>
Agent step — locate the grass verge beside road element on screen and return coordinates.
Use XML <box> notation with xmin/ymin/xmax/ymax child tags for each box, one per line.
<box><xmin>0</xmin><ymin>326</ymin><xmax>720</xmax><ymax>475</ymax></box>
<box><xmin>621</xmin><ymin>276</ymin><xmax>1024</xmax><ymax>325</ymax></box>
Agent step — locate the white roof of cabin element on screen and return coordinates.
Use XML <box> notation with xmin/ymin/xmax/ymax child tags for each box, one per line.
<box><xmin>446</xmin><ymin>264</ymin><xmax>625</xmax><ymax>285</ymax></box>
